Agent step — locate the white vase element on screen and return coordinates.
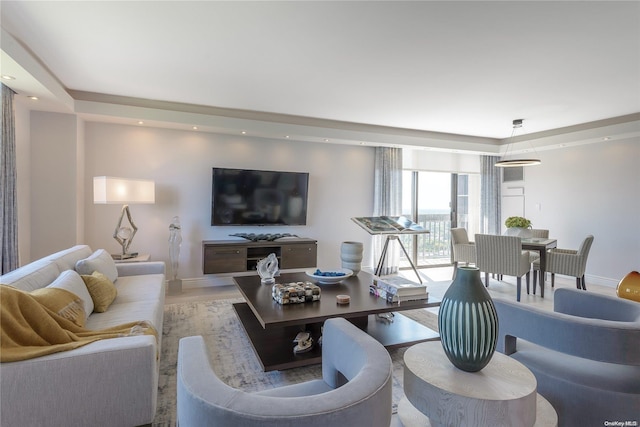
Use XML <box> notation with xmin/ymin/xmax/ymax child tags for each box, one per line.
<box><xmin>341</xmin><ymin>241</ymin><xmax>363</xmax><ymax>275</ymax></box>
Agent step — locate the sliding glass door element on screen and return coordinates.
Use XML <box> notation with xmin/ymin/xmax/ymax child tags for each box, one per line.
<box><xmin>400</xmin><ymin>170</ymin><xmax>480</xmax><ymax>269</ymax></box>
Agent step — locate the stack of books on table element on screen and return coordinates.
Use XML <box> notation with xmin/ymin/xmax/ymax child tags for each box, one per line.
<box><xmin>370</xmin><ymin>275</ymin><xmax>428</xmax><ymax>304</ymax></box>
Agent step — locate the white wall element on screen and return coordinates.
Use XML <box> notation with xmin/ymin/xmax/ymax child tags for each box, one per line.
<box><xmin>30</xmin><ymin>111</ymin><xmax>81</xmax><ymax>259</ymax></box>
<box><xmin>516</xmin><ymin>137</ymin><xmax>640</xmax><ymax>286</ymax></box>
<box><xmin>75</xmin><ymin>119</ymin><xmax>85</xmax><ymax>244</ymax></box>
<box><xmin>82</xmin><ymin>122</ymin><xmax>376</xmax><ymax>286</ymax></box>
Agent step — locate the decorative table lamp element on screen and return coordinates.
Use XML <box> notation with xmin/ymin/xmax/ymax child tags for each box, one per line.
<box><xmin>93</xmin><ymin>176</ymin><xmax>155</xmax><ymax>260</ymax></box>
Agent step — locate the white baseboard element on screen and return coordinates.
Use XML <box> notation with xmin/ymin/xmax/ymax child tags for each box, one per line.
<box><xmin>181</xmin><ymin>276</ymin><xmax>235</xmax><ymax>288</ymax></box>
<box><xmin>584</xmin><ymin>274</ymin><xmax>618</xmax><ymax>289</ymax></box>
<box><xmin>541</xmin><ymin>273</ymin><xmax>617</xmax><ymax>289</ymax></box>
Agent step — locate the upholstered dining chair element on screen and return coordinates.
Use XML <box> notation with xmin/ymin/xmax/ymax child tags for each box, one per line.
<box><xmin>534</xmin><ymin>235</ymin><xmax>594</xmax><ymax>290</ymax></box>
<box><xmin>176</xmin><ymin>317</ymin><xmax>393</xmax><ymax>427</ymax></box>
<box><xmin>450</xmin><ymin>228</ymin><xmax>476</xmax><ymax>279</ymax></box>
<box><xmin>498</xmin><ymin>228</ymin><xmax>547</xmax><ymax>283</ymax></box>
<box><xmin>475</xmin><ymin>234</ymin><xmax>531</xmax><ymax>302</ymax></box>
<box><xmin>528</xmin><ymin>229</ymin><xmax>548</xmax><ymax>288</ymax></box>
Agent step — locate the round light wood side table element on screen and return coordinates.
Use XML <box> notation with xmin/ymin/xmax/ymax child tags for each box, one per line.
<box><xmin>399</xmin><ymin>341</ymin><xmax>557</xmax><ymax>427</ymax></box>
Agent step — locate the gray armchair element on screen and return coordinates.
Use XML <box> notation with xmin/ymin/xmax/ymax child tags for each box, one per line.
<box><xmin>177</xmin><ymin>317</ymin><xmax>393</xmax><ymax>427</ymax></box>
<box><xmin>534</xmin><ymin>235</ymin><xmax>594</xmax><ymax>290</ymax></box>
<box><xmin>475</xmin><ymin>234</ymin><xmax>531</xmax><ymax>301</ymax></box>
<box><xmin>450</xmin><ymin>228</ymin><xmax>476</xmax><ymax>278</ymax></box>
<box><xmin>494</xmin><ymin>289</ymin><xmax>640</xmax><ymax>427</ymax></box>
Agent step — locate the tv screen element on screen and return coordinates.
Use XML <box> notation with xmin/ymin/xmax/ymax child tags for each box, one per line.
<box><xmin>211</xmin><ymin>167</ymin><xmax>309</xmax><ymax>226</ymax></box>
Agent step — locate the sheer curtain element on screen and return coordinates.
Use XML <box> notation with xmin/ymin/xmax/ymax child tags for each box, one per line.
<box><xmin>480</xmin><ymin>155</ymin><xmax>501</xmax><ymax>235</ymax></box>
<box><xmin>373</xmin><ymin>147</ymin><xmax>402</xmax><ymax>275</ymax></box>
<box><xmin>1</xmin><ymin>84</ymin><xmax>19</xmax><ymax>273</ymax></box>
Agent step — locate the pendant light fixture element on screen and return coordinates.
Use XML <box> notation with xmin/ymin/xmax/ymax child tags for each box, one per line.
<box><xmin>495</xmin><ymin>119</ymin><xmax>541</xmax><ymax>167</ymax></box>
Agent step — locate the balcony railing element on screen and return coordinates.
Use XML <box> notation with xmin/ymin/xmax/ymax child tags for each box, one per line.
<box><xmin>398</xmin><ymin>213</ymin><xmax>454</xmax><ymax>268</ymax></box>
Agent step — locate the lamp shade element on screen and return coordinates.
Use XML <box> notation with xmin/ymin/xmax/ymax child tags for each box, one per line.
<box><xmin>93</xmin><ymin>177</ymin><xmax>155</xmax><ymax>204</ymax></box>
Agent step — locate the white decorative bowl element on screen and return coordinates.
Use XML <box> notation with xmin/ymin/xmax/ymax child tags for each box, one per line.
<box><xmin>305</xmin><ymin>268</ymin><xmax>353</xmax><ymax>284</ymax></box>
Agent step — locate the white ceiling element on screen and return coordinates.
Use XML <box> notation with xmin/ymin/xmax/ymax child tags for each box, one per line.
<box><xmin>1</xmin><ymin>1</ymin><xmax>639</xmax><ymax>150</ymax></box>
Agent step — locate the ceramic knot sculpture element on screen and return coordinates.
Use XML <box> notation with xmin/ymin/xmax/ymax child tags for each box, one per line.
<box><xmin>257</xmin><ymin>253</ymin><xmax>279</xmax><ymax>285</ymax></box>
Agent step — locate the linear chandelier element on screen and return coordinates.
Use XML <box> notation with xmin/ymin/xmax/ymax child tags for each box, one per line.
<box><xmin>495</xmin><ymin>119</ymin><xmax>541</xmax><ymax>168</ymax></box>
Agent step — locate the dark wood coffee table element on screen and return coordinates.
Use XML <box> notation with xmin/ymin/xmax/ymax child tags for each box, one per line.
<box><xmin>232</xmin><ymin>271</ymin><xmax>440</xmax><ymax>371</ymax></box>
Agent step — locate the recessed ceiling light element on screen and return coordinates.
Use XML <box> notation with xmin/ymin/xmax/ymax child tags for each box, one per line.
<box><xmin>137</xmin><ymin>121</ymin><xmax>144</xmax><ymax>125</ymax></box>
<box><xmin>324</xmin><ymin>138</ymin><xmax>329</xmax><ymax>142</ymax></box>
<box><xmin>241</xmin><ymin>131</ymin><xmax>247</xmax><ymax>135</ymax></box>
<box><xmin>285</xmin><ymin>135</ymin><xmax>290</xmax><ymax>139</ymax></box>
<box><xmin>27</xmin><ymin>96</ymin><xmax>38</xmax><ymax>100</ymax></box>
<box><xmin>1</xmin><ymin>75</ymin><xmax>15</xmax><ymax>80</ymax></box>
<box><xmin>603</xmin><ymin>136</ymin><xmax>612</xmax><ymax>141</ymax></box>
<box><xmin>192</xmin><ymin>126</ymin><xmax>198</xmax><ymax>130</ymax></box>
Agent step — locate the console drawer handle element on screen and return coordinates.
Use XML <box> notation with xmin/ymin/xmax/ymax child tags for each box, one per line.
<box><xmin>213</xmin><ymin>249</ymin><xmax>240</xmax><ymax>255</ymax></box>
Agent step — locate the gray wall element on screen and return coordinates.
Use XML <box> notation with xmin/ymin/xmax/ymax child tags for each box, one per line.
<box><xmin>522</xmin><ymin>138</ymin><xmax>639</xmax><ymax>285</ymax></box>
<box><xmin>29</xmin><ymin>111</ymin><xmax>82</xmax><ymax>259</ymax></box>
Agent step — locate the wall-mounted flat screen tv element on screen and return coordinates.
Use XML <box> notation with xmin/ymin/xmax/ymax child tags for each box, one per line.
<box><xmin>211</xmin><ymin>167</ymin><xmax>309</xmax><ymax>226</ymax></box>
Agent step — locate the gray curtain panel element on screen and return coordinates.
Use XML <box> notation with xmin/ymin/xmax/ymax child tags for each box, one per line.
<box><xmin>480</xmin><ymin>155</ymin><xmax>501</xmax><ymax>235</ymax></box>
<box><xmin>1</xmin><ymin>83</ymin><xmax>19</xmax><ymax>274</ymax></box>
<box><xmin>373</xmin><ymin>147</ymin><xmax>402</xmax><ymax>275</ymax></box>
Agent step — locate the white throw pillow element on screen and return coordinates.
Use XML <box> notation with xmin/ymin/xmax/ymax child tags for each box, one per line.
<box><xmin>47</xmin><ymin>269</ymin><xmax>95</xmax><ymax>316</ymax></box>
<box><xmin>75</xmin><ymin>249</ymin><xmax>119</xmax><ymax>283</ymax></box>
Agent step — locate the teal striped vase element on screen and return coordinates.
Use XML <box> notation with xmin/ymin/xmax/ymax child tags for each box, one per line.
<box><xmin>438</xmin><ymin>266</ymin><xmax>498</xmax><ymax>372</ymax></box>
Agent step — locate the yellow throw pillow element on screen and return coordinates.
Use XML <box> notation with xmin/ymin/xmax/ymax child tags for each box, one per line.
<box><xmin>81</xmin><ymin>271</ymin><xmax>117</xmax><ymax>313</ymax></box>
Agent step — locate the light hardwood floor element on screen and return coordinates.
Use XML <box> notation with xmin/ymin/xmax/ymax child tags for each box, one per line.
<box><xmin>165</xmin><ymin>266</ymin><xmax>617</xmax><ymax>311</ymax></box>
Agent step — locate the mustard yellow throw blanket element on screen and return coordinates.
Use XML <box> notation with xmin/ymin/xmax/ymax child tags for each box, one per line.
<box><xmin>1</xmin><ymin>285</ymin><xmax>157</xmax><ymax>362</ymax></box>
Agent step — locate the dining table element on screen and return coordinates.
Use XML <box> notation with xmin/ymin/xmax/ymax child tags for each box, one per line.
<box><xmin>520</xmin><ymin>238</ymin><xmax>557</xmax><ymax>297</ymax></box>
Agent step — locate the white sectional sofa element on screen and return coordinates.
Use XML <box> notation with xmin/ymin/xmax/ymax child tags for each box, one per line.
<box><xmin>0</xmin><ymin>245</ymin><xmax>165</xmax><ymax>427</ymax></box>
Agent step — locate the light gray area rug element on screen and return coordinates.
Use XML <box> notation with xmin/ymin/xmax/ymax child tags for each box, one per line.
<box><xmin>153</xmin><ymin>298</ymin><xmax>439</xmax><ymax>426</ymax></box>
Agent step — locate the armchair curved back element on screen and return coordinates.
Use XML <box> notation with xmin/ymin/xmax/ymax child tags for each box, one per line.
<box><xmin>177</xmin><ymin>317</ymin><xmax>393</xmax><ymax>427</ymax></box>
<box><xmin>554</xmin><ymin>288</ymin><xmax>640</xmax><ymax>323</ymax></box>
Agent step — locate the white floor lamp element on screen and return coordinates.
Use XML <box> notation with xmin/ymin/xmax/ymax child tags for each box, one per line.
<box><xmin>93</xmin><ymin>176</ymin><xmax>155</xmax><ymax>259</ymax></box>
